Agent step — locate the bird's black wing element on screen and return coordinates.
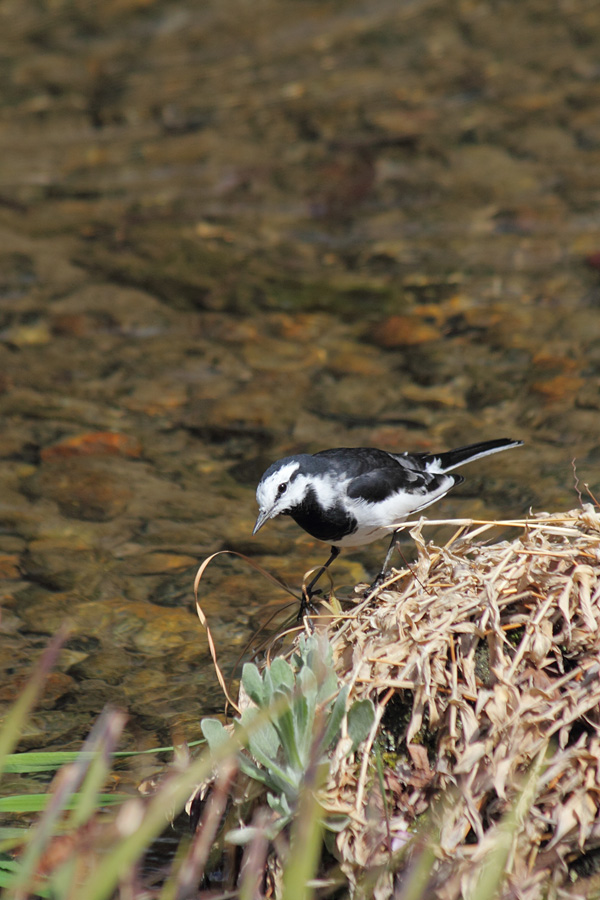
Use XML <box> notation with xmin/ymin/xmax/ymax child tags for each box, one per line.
<box><xmin>312</xmin><ymin>447</ymin><xmax>407</xmax><ymax>479</ymax></box>
<box><xmin>312</xmin><ymin>447</ymin><xmax>450</xmax><ymax>502</ymax></box>
<box><xmin>347</xmin><ymin>465</ymin><xmax>460</xmax><ymax>504</ymax></box>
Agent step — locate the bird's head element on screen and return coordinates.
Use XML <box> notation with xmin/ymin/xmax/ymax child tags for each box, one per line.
<box><xmin>253</xmin><ymin>456</ymin><xmax>310</xmax><ymax>534</ymax></box>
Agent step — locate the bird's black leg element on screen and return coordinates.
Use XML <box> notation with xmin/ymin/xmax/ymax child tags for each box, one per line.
<box><xmin>298</xmin><ymin>546</ymin><xmax>341</xmax><ymax>619</ymax></box>
<box><xmin>370</xmin><ymin>529</ymin><xmax>400</xmax><ymax>589</ymax></box>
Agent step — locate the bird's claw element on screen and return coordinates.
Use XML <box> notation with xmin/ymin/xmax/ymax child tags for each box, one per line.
<box><xmin>367</xmin><ymin>571</ymin><xmax>387</xmax><ymax>593</ymax></box>
<box><xmin>297</xmin><ymin>588</ymin><xmax>320</xmax><ymax>620</ymax></box>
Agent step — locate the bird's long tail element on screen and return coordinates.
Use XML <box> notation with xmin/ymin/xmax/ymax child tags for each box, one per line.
<box><xmin>433</xmin><ymin>438</ymin><xmax>523</xmax><ymax>473</ymax></box>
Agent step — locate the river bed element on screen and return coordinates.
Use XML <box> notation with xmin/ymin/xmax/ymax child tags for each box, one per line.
<box><xmin>0</xmin><ymin>0</ymin><xmax>599</xmax><ymax>771</ymax></box>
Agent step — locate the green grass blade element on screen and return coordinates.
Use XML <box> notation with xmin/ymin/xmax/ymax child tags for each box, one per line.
<box><xmin>78</xmin><ymin>696</ymin><xmax>286</xmax><ymax>900</ymax></box>
<box><xmin>280</xmin><ymin>786</ymin><xmax>325</xmax><ymax>900</ymax></box>
<box><xmin>280</xmin><ymin>723</ymin><xmax>328</xmax><ymax>900</ymax></box>
<box><xmin>395</xmin><ymin>839</ymin><xmax>437</xmax><ymax>900</ymax></box>
<box><xmin>0</xmin><ymin>629</ymin><xmax>67</xmax><ymax>779</ymax></box>
<box><xmin>467</xmin><ymin>744</ymin><xmax>547</xmax><ymax>900</ymax></box>
<box><xmin>3</xmin><ymin>740</ymin><xmax>205</xmax><ymax>774</ymax></box>
<box><xmin>0</xmin><ymin>793</ymin><xmax>127</xmax><ymax>814</ymax></box>
<box><xmin>6</xmin><ymin>708</ymin><xmax>126</xmax><ymax>897</ymax></box>
<box><xmin>0</xmin><ymin>862</ymin><xmax>53</xmax><ymax>899</ymax></box>
<box><xmin>3</xmin><ymin>752</ymin><xmax>95</xmax><ymax>774</ymax></box>
<box><xmin>68</xmin><ymin>710</ymin><xmax>126</xmax><ymax>828</ymax></box>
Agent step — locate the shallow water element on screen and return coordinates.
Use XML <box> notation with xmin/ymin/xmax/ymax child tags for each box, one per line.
<box><xmin>1</xmin><ymin>0</ymin><xmax>599</xmax><ymax>762</ymax></box>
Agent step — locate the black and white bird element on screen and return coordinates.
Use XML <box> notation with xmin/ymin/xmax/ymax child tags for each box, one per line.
<box><xmin>253</xmin><ymin>437</ymin><xmax>523</xmax><ymax>615</ymax></box>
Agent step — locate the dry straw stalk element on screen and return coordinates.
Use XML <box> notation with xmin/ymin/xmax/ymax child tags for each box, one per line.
<box><xmin>323</xmin><ymin>506</ymin><xmax>600</xmax><ymax>900</ymax></box>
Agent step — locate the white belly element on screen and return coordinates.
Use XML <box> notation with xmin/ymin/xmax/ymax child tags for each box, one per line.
<box><xmin>331</xmin><ymin>479</ymin><xmax>454</xmax><ymax>548</ymax></box>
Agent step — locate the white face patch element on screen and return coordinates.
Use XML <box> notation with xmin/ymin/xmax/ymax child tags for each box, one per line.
<box><xmin>256</xmin><ymin>460</ymin><xmax>303</xmax><ymax>521</ymax></box>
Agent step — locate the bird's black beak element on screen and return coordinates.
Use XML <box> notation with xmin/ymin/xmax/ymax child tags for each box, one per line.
<box><xmin>252</xmin><ymin>508</ymin><xmax>270</xmax><ymax>535</ymax></box>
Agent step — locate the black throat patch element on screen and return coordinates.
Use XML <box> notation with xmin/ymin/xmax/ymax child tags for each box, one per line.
<box><xmin>288</xmin><ymin>486</ymin><xmax>357</xmax><ymax>544</ymax></box>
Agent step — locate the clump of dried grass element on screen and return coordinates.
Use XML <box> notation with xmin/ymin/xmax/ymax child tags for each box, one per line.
<box><xmin>321</xmin><ymin>505</ymin><xmax>600</xmax><ymax>900</ymax></box>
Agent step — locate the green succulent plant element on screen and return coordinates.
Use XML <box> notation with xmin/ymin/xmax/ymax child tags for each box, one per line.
<box><xmin>201</xmin><ymin>634</ymin><xmax>375</xmax><ymax>841</ymax></box>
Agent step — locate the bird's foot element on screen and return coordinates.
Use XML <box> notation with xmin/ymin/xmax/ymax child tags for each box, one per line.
<box><xmin>297</xmin><ymin>589</ymin><xmax>320</xmax><ymax>621</ymax></box>
<box><xmin>366</xmin><ymin>570</ymin><xmax>387</xmax><ymax>594</ymax></box>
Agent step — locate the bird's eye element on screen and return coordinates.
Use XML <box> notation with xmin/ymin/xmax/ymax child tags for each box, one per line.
<box><xmin>277</xmin><ymin>482</ymin><xmax>287</xmax><ymax>496</ymax></box>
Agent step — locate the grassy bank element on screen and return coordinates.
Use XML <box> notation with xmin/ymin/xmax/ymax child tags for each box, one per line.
<box><xmin>2</xmin><ymin>505</ymin><xmax>600</xmax><ymax>899</ymax></box>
